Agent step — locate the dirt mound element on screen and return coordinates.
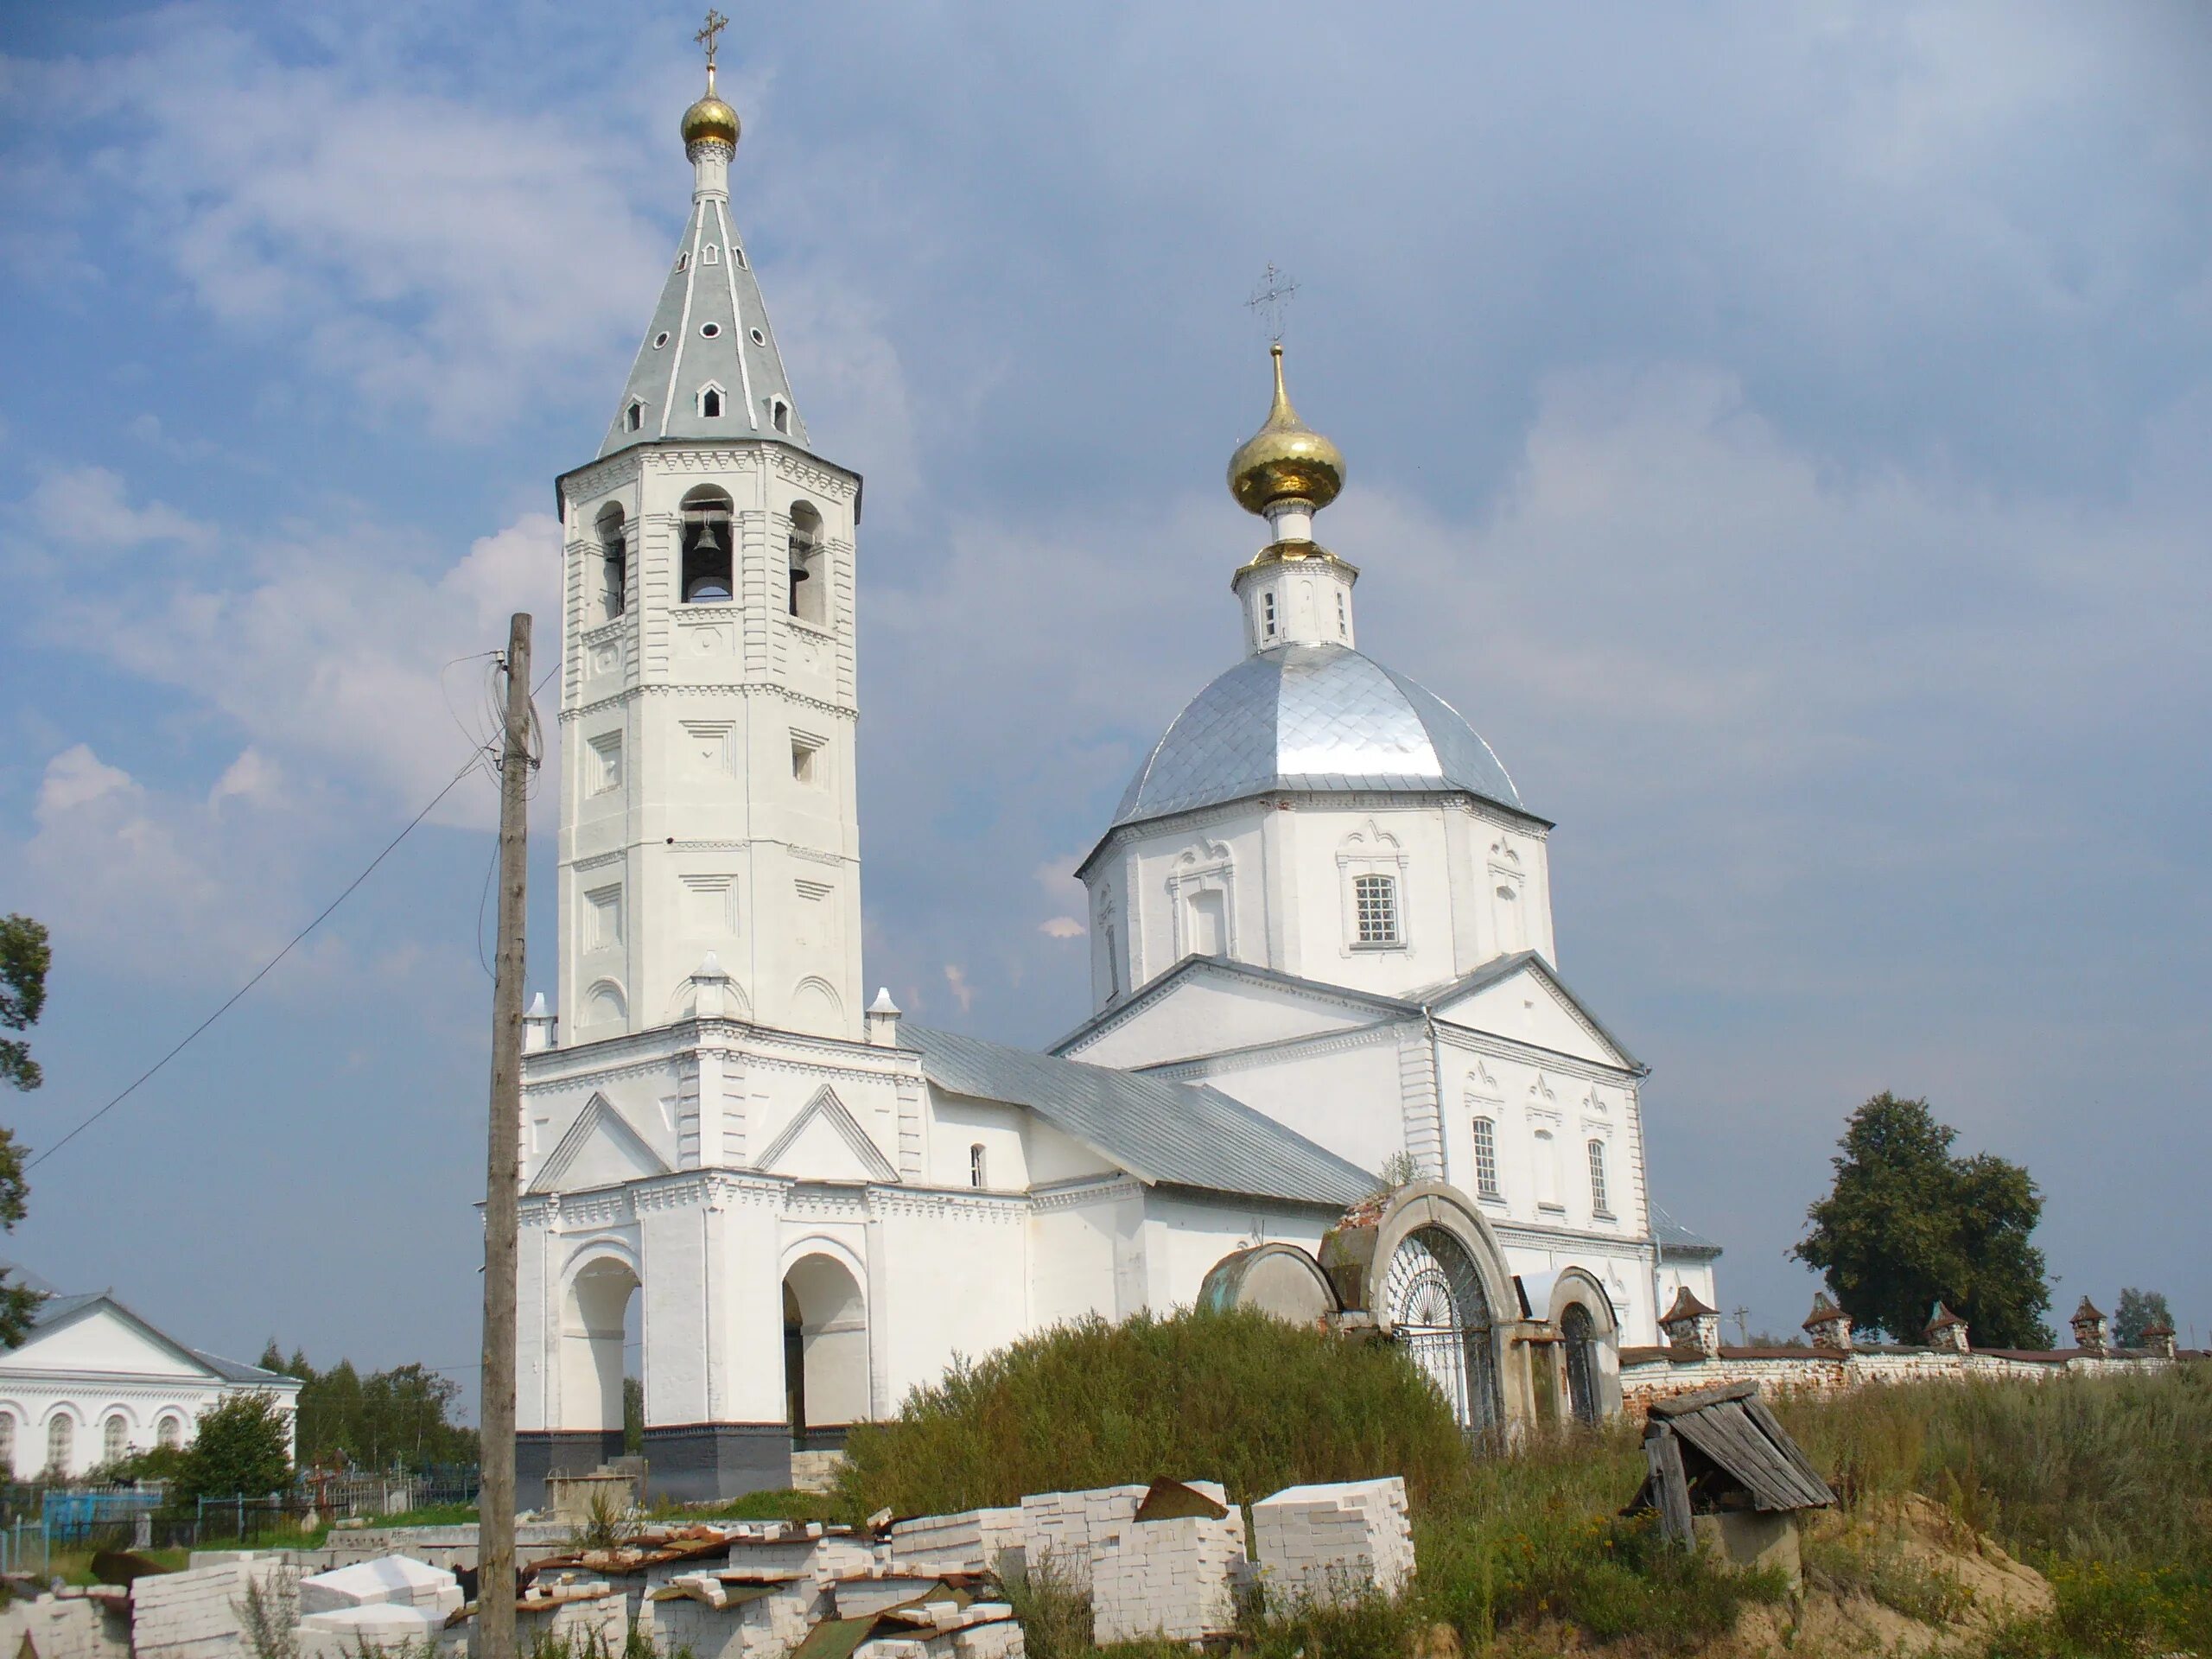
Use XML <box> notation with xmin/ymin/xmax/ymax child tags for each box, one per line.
<box><xmin>1726</xmin><ymin>1495</ymin><xmax>2051</xmax><ymax>1656</ymax></box>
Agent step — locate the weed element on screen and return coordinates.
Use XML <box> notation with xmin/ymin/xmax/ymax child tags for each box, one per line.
<box><xmin>566</xmin><ymin>1488</ymin><xmax>640</xmax><ymax>1552</ymax></box>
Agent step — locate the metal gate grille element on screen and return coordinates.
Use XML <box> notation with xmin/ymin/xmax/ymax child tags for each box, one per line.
<box><xmin>1563</xmin><ymin>1301</ymin><xmax>1599</xmax><ymax>1425</ymax></box>
<box><xmin>1384</xmin><ymin>1226</ymin><xmax>1500</xmax><ymax>1433</ymax></box>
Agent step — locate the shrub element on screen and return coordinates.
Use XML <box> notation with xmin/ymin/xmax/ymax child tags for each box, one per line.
<box><xmin>836</xmin><ymin>1307</ymin><xmax>1469</xmax><ymax>1516</ymax></box>
<box><xmin>173</xmin><ymin>1393</ymin><xmax>292</xmax><ymax>1504</ymax></box>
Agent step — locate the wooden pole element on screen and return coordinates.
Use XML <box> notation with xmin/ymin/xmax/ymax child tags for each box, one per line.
<box><xmin>478</xmin><ymin>613</ymin><xmax>531</xmax><ymax>1659</ymax></box>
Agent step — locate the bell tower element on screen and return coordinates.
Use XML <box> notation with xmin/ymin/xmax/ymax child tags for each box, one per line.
<box><xmin>552</xmin><ymin>28</ymin><xmax>864</xmax><ymax>1045</ymax></box>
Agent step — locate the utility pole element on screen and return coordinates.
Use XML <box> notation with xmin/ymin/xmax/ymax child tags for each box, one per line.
<box><xmin>479</xmin><ymin>613</ymin><xmax>531</xmax><ymax>1659</ymax></box>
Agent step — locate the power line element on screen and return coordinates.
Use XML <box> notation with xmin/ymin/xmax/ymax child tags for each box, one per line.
<box><xmin>27</xmin><ymin>658</ymin><xmax>556</xmax><ymax>1172</ymax></box>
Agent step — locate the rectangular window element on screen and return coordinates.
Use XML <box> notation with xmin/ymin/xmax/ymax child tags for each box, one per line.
<box><xmin>588</xmin><ymin>732</ymin><xmax>622</xmax><ymax>794</ymax></box>
<box><xmin>1335</xmin><ymin>590</ymin><xmax>1348</xmax><ymax>638</ymax></box>
<box><xmin>1353</xmin><ymin>874</ymin><xmax>1399</xmax><ymax>945</ymax></box>
<box><xmin>1534</xmin><ymin>1128</ymin><xmax>1561</xmax><ymax>1210</ymax></box>
<box><xmin>1588</xmin><ymin>1139</ymin><xmax>1611</xmax><ymax>1217</ymax></box>
<box><xmin>1262</xmin><ymin>590</ymin><xmax>1278</xmax><ymax>641</ymax></box>
<box><xmin>969</xmin><ymin>1143</ymin><xmax>987</xmax><ymax>1190</ymax></box>
<box><xmin>791</xmin><ymin>733</ymin><xmax>822</xmax><ymax>784</ymax></box>
<box><xmin>1471</xmin><ymin>1116</ymin><xmax>1500</xmax><ymax>1198</ymax></box>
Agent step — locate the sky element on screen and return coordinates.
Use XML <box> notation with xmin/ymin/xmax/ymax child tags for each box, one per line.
<box><xmin>1</xmin><ymin>1</ymin><xmax>2209</xmax><ymax>1405</ymax></box>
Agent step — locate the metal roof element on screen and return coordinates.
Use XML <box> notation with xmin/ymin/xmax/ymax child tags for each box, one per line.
<box><xmin>1650</xmin><ymin>1204</ymin><xmax>1724</xmax><ymax>1258</ymax></box>
<box><xmin>905</xmin><ymin>1023</ymin><xmax>1376</xmax><ymax>1209</ymax></box>
<box><xmin>1112</xmin><ymin>644</ymin><xmax>1522</xmax><ymax>830</ymax></box>
<box><xmin>599</xmin><ymin>182</ymin><xmax>808</xmax><ymax>460</ymax></box>
<box><xmin>21</xmin><ymin>1290</ymin><xmax>300</xmax><ymax>1389</ymax></box>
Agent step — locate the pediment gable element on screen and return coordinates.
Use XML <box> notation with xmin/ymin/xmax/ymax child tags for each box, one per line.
<box><xmin>1429</xmin><ymin>953</ymin><xmax>1639</xmax><ymax>1071</ymax></box>
<box><xmin>1055</xmin><ymin>957</ymin><xmax>1407</xmax><ymax>1069</ymax></box>
<box><xmin>529</xmin><ymin>1094</ymin><xmax>671</xmax><ymax>1193</ymax></box>
<box><xmin>754</xmin><ymin>1088</ymin><xmax>899</xmax><ymax>1184</ymax></box>
<box><xmin>8</xmin><ymin>1299</ymin><xmax>217</xmax><ymax>1381</ymax></box>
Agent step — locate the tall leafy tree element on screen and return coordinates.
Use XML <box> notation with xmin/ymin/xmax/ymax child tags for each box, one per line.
<box><xmin>174</xmin><ymin>1392</ymin><xmax>293</xmax><ymax>1503</ymax></box>
<box><xmin>0</xmin><ymin>913</ymin><xmax>51</xmax><ymax>1347</ymax></box>
<box><xmin>2113</xmin><ymin>1287</ymin><xmax>2174</xmax><ymax>1348</ymax></box>
<box><xmin>1793</xmin><ymin>1092</ymin><xmax>2053</xmax><ymax>1348</ymax></box>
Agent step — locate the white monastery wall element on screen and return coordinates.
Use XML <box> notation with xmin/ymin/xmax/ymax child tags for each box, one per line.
<box><xmin>1065</xmin><ymin>971</ymin><xmax>1376</xmax><ymax>1070</ymax></box>
<box><xmin>1136</xmin><ymin>1192</ymin><xmax>1332</xmax><ymax>1316</ymax></box>
<box><xmin>1154</xmin><ymin>1035</ymin><xmax>1405</xmax><ymax>1177</ymax></box>
<box><xmin>1027</xmin><ymin>1184</ymin><xmax>1143</xmax><ymax>1328</ymax></box>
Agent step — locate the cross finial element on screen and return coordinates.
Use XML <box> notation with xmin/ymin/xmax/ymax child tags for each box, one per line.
<box><xmin>1245</xmin><ymin>263</ymin><xmax>1300</xmax><ymax>345</ymax></box>
<box><xmin>696</xmin><ymin>9</ymin><xmax>729</xmax><ymax>70</ymax></box>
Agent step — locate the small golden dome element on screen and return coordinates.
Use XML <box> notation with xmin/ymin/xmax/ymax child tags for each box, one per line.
<box><xmin>1227</xmin><ymin>343</ymin><xmax>1344</xmax><ymax>516</ymax></box>
<box><xmin>681</xmin><ymin>66</ymin><xmax>741</xmax><ymax>149</ymax></box>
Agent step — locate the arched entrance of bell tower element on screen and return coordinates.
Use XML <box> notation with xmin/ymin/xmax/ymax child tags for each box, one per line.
<box><xmin>561</xmin><ymin>1252</ymin><xmax>640</xmax><ymax>1440</ymax></box>
<box><xmin>781</xmin><ymin>1252</ymin><xmax>868</xmax><ymax>1443</ymax></box>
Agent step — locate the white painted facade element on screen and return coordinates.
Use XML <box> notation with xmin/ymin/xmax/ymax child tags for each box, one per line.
<box><xmin>0</xmin><ymin>1290</ymin><xmax>301</xmax><ymax>1479</ymax></box>
<box><xmin>511</xmin><ymin>68</ymin><xmax>1717</xmax><ymax>1497</ymax></box>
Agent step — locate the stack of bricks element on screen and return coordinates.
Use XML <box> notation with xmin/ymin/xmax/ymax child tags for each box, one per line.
<box><xmin>1250</xmin><ymin>1478</ymin><xmax>1414</xmax><ymax>1605</ymax></box>
<box><xmin>1015</xmin><ymin>1484</ymin><xmax>1148</xmax><ymax>1592</ymax></box>
<box><xmin>886</xmin><ymin>1507</ymin><xmax>1025</xmax><ymax>1578</ymax></box>
<box><xmin>1090</xmin><ymin>1484</ymin><xmax>1245</xmax><ymax>1644</ymax></box>
<box><xmin>132</xmin><ymin>1558</ymin><xmax>299</xmax><ymax>1659</ymax></box>
<box><xmin>0</xmin><ymin>1589</ymin><xmax>131</xmax><ymax>1659</ymax></box>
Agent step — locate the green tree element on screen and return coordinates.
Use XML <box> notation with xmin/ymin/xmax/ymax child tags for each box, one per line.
<box><xmin>0</xmin><ymin>912</ymin><xmax>52</xmax><ymax>1348</ymax></box>
<box><xmin>175</xmin><ymin>1392</ymin><xmax>293</xmax><ymax>1503</ymax></box>
<box><xmin>622</xmin><ymin>1376</ymin><xmax>644</xmax><ymax>1456</ymax></box>
<box><xmin>1792</xmin><ymin>1092</ymin><xmax>2054</xmax><ymax>1348</ymax></box>
<box><xmin>2113</xmin><ymin>1287</ymin><xmax>2174</xmax><ymax>1349</ymax></box>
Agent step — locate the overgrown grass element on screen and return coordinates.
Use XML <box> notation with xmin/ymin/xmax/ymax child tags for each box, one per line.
<box><xmin>836</xmin><ymin>1307</ymin><xmax>1471</xmax><ymax>1517</ymax></box>
<box><xmin>652</xmin><ymin>1488</ymin><xmax>842</xmax><ymax>1523</ymax></box>
<box><xmin>1773</xmin><ymin>1365</ymin><xmax>2212</xmax><ymax>1653</ymax></box>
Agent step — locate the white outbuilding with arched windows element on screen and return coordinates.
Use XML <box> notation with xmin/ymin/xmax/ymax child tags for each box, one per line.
<box><xmin>0</xmin><ymin>1276</ymin><xmax>300</xmax><ymax>1480</ymax></box>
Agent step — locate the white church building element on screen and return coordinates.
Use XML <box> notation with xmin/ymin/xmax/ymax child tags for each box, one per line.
<box><xmin>512</xmin><ymin>43</ymin><xmax>1718</xmax><ymax>1500</ymax></box>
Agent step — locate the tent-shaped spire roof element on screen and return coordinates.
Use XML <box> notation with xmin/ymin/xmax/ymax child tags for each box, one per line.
<box><xmin>599</xmin><ymin>54</ymin><xmax>810</xmax><ymax>459</ymax></box>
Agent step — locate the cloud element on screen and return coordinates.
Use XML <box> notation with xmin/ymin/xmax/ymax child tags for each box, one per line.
<box><xmin>1038</xmin><ymin>917</ymin><xmax>1085</xmax><ymax>940</ymax></box>
<box><xmin>26</xmin><ymin>467</ymin><xmax>209</xmax><ymax>552</ymax></box>
<box><xmin>942</xmin><ymin>963</ymin><xmax>975</xmax><ymax>1014</ymax></box>
<box><xmin>209</xmin><ymin>748</ymin><xmax>282</xmax><ymax>811</ymax></box>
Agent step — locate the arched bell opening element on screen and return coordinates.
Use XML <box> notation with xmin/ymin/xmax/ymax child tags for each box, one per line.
<box><xmin>781</xmin><ymin>1252</ymin><xmax>868</xmax><ymax>1448</ymax></box>
<box><xmin>681</xmin><ymin>486</ymin><xmax>734</xmax><ymax>602</ymax></box>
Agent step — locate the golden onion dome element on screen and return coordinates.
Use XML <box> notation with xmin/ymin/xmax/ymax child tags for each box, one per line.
<box><xmin>681</xmin><ymin>66</ymin><xmax>741</xmax><ymax>149</ymax></box>
<box><xmin>1227</xmin><ymin>343</ymin><xmax>1344</xmax><ymax>516</ymax></box>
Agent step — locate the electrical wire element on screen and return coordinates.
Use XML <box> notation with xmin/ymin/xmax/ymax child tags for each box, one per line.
<box><xmin>26</xmin><ymin>652</ymin><xmax>560</xmax><ymax>1172</ymax></box>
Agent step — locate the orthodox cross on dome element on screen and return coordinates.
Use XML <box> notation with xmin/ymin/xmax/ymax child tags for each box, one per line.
<box><xmin>696</xmin><ymin>9</ymin><xmax>729</xmax><ymax>69</ymax></box>
<box><xmin>1246</xmin><ymin>263</ymin><xmax>1300</xmax><ymax>345</ymax></box>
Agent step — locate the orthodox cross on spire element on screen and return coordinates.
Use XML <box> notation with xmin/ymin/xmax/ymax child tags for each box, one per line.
<box><xmin>1246</xmin><ymin>263</ymin><xmax>1300</xmax><ymax>345</ymax></box>
<box><xmin>696</xmin><ymin>9</ymin><xmax>729</xmax><ymax>69</ymax></box>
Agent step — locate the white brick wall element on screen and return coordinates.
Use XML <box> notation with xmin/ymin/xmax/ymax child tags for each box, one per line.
<box><xmin>1090</xmin><ymin>1509</ymin><xmax>1246</xmax><ymax>1643</ymax></box>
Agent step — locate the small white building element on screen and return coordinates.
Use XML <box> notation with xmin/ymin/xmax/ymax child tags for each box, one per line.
<box><xmin>511</xmin><ymin>44</ymin><xmax>1724</xmax><ymax>1500</ymax></box>
<box><xmin>0</xmin><ymin>1274</ymin><xmax>302</xmax><ymax>1480</ymax></box>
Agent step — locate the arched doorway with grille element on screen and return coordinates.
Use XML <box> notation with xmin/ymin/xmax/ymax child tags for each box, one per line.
<box><xmin>1545</xmin><ymin>1268</ymin><xmax>1623</xmax><ymax>1425</ymax></box>
<box><xmin>1382</xmin><ymin>1224</ymin><xmax>1502</xmax><ymax>1433</ymax></box>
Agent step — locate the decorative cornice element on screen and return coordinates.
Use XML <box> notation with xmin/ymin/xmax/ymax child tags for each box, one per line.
<box><xmin>1429</xmin><ymin>1020</ymin><xmax>1638</xmax><ymax>1087</ymax></box>
<box><xmin>1140</xmin><ymin>1017</ymin><xmax>1404</xmax><ymax>1080</ymax></box>
<box><xmin>559</xmin><ymin>683</ymin><xmax>859</xmax><ymax>725</ymax></box>
<box><xmin>1029</xmin><ymin>1175</ymin><xmax>1144</xmax><ymax>1213</ymax></box>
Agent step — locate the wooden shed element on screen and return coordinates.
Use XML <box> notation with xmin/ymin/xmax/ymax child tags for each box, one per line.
<box><xmin>1629</xmin><ymin>1381</ymin><xmax>1835</xmax><ymax>1576</ymax></box>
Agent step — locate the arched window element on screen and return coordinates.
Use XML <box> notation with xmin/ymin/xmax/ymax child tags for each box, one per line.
<box><xmin>1470</xmin><ymin>1116</ymin><xmax>1499</xmax><ymax>1198</ymax></box>
<box><xmin>157</xmin><ymin>1414</ymin><xmax>183</xmax><ymax>1451</ymax></box>
<box><xmin>681</xmin><ymin>486</ymin><xmax>734</xmax><ymax>602</ymax></box>
<box><xmin>1587</xmin><ymin>1139</ymin><xmax>1611</xmax><ymax>1217</ymax></box>
<box><xmin>624</xmin><ymin>400</ymin><xmax>644</xmax><ymax>434</ymax></box>
<box><xmin>702</xmin><ymin>243</ymin><xmax>720</xmax><ymax>265</ymax></box>
<box><xmin>786</xmin><ymin>501</ymin><xmax>824</xmax><ymax>623</ymax></box>
<box><xmin>594</xmin><ymin>504</ymin><xmax>626</xmax><ymax>620</ymax></box>
<box><xmin>969</xmin><ymin>1144</ymin><xmax>987</xmax><ymax>1190</ymax></box>
<box><xmin>45</xmin><ymin>1414</ymin><xmax>73</xmax><ymax>1475</ymax></box>
<box><xmin>103</xmin><ymin>1414</ymin><xmax>127</xmax><ymax>1465</ymax></box>
<box><xmin>699</xmin><ymin>385</ymin><xmax>724</xmax><ymax>419</ymax></box>
<box><xmin>0</xmin><ymin>1412</ymin><xmax>14</xmax><ymax>1472</ymax></box>
<box><xmin>771</xmin><ymin>398</ymin><xmax>791</xmax><ymax>435</ymax></box>
<box><xmin>1353</xmin><ymin>874</ymin><xmax>1399</xmax><ymax>945</ymax></box>
<box><xmin>676</xmin><ymin>251</ymin><xmax>690</xmax><ymax>272</ymax></box>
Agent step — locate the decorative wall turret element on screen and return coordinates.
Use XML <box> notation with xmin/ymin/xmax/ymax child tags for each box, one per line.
<box><xmin>2070</xmin><ymin>1297</ymin><xmax>2109</xmax><ymax>1356</ymax></box>
<box><xmin>1661</xmin><ymin>1286</ymin><xmax>1722</xmax><ymax>1360</ymax></box>
<box><xmin>1802</xmin><ymin>1292</ymin><xmax>1853</xmax><ymax>1353</ymax></box>
<box><xmin>1923</xmin><ymin>1303</ymin><xmax>1970</xmax><ymax>1355</ymax></box>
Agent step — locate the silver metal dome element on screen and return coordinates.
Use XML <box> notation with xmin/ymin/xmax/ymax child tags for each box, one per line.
<box><xmin>1114</xmin><ymin>645</ymin><xmax>1522</xmax><ymax>829</ymax></box>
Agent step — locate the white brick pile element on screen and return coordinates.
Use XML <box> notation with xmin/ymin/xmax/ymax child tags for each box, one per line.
<box><xmin>0</xmin><ymin>1590</ymin><xmax>131</xmax><ymax>1659</ymax></box>
<box><xmin>649</xmin><ymin>1578</ymin><xmax>817</xmax><ymax>1659</ymax></box>
<box><xmin>847</xmin><ymin>1599</ymin><xmax>1024</xmax><ymax>1659</ymax></box>
<box><xmin>514</xmin><ymin>1586</ymin><xmax>627</xmax><ymax>1654</ymax></box>
<box><xmin>886</xmin><ymin>1507</ymin><xmax>1024</xmax><ymax>1578</ymax></box>
<box><xmin>296</xmin><ymin>1605</ymin><xmax>459</xmax><ymax>1659</ymax></box>
<box><xmin>1090</xmin><ymin>1504</ymin><xmax>1246</xmax><ymax>1644</ymax></box>
<box><xmin>1251</xmin><ymin>1478</ymin><xmax>1414</xmax><ymax>1605</ymax></box>
<box><xmin>298</xmin><ymin>1556</ymin><xmax>463</xmax><ymax>1619</ymax></box>
<box><xmin>131</xmin><ymin>1557</ymin><xmax>299</xmax><ymax>1659</ymax></box>
<box><xmin>1015</xmin><ymin>1484</ymin><xmax>1147</xmax><ymax>1592</ymax></box>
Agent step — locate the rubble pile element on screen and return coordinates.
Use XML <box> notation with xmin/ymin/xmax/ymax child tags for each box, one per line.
<box><xmin>1</xmin><ymin>1473</ymin><xmax>1417</xmax><ymax>1659</ymax></box>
